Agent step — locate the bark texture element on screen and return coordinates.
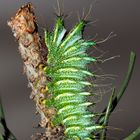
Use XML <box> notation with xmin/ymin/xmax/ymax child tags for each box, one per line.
<box><xmin>8</xmin><ymin>3</ymin><xmax>64</xmax><ymax>140</ymax></box>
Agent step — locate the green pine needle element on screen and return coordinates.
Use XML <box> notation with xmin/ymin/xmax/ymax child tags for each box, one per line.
<box><xmin>100</xmin><ymin>88</ymin><xmax>116</xmax><ymax>140</ymax></box>
<box><xmin>124</xmin><ymin>127</ymin><xmax>140</xmax><ymax>140</ymax></box>
<box><xmin>97</xmin><ymin>51</ymin><xmax>136</xmax><ymax>125</ymax></box>
<box><xmin>0</xmin><ymin>97</ymin><xmax>16</xmax><ymax>140</ymax></box>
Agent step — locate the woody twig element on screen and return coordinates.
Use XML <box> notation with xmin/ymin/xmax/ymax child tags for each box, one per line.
<box><xmin>8</xmin><ymin>3</ymin><xmax>64</xmax><ymax>140</ymax></box>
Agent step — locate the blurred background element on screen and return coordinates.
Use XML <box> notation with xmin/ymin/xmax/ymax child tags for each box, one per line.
<box><xmin>0</xmin><ymin>0</ymin><xmax>139</xmax><ymax>139</ymax></box>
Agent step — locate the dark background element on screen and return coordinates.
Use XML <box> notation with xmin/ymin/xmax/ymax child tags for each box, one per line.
<box><xmin>0</xmin><ymin>0</ymin><xmax>139</xmax><ymax>139</ymax></box>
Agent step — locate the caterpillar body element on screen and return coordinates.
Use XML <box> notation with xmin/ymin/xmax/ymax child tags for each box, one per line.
<box><xmin>44</xmin><ymin>17</ymin><xmax>103</xmax><ymax>140</ymax></box>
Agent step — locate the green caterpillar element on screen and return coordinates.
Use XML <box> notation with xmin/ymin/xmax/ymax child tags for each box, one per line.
<box><xmin>43</xmin><ymin>16</ymin><xmax>103</xmax><ymax>140</ymax></box>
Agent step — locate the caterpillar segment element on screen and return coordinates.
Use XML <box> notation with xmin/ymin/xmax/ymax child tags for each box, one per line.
<box><xmin>44</xmin><ymin>17</ymin><xmax>103</xmax><ymax>139</ymax></box>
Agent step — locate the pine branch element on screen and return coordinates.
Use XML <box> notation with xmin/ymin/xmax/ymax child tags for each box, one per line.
<box><xmin>8</xmin><ymin>3</ymin><xmax>64</xmax><ymax>139</ymax></box>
